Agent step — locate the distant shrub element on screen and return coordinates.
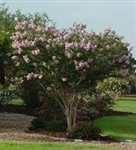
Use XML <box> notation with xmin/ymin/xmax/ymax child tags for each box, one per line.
<box><xmin>0</xmin><ymin>84</ymin><xmax>17</xmax><ymax>106</ymax></box>
<box><xmin>29</xmin><ymin>116</ymin><xmax>67</xmax><ymax>132</ymax></box>
<box><xmin>96</xmin><ymin>77</ymin><xmax>130</xmax><ymax>97</ymax></box>
<box><xmin>77</xmin><ymin>107</ymin><xmax>99</xmax><ymax>121</ymax></box>
<box><xmin>68</xmin><ymin>122</ymin><xmax>101</xmax><ymax>140</ymax></box>
<box><xmin>77</xmin><ymin>92</ymin><xmax>114</xmax><ymax>120</ymax></box>
<box><xmin>89</xmin><ymin>93</ymin><xmax>115</xmax><ymax>115</ymax></box>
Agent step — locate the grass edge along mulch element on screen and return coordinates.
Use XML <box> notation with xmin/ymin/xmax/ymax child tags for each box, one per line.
<box><xmin>94</xmin><ymin>115</ymin><xmax>136</xmax><ymax>141</ymax></box>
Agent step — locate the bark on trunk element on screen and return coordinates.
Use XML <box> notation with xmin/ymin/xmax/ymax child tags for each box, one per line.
<box><xmin>65</xmin><ymin>93</ymin><xmax>80</xmax><ymax>130</ymax></box>
<box><xmin>66</xmin><ymin>114</ymin><xmax>73</xmax><ymax>130</ymax></box>
<box><xmin>45</xmin><ymin>87</ymin><xmax>81</xmax><ymax>131</ymax></box>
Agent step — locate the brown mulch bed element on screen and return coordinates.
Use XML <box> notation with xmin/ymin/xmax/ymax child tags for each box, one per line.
<box><xmin>0</xmin><ymin>104</ymin><xmax>135</xmax><ymax>141</ymax></box>
<box><xmin>27</xmin><ymin>129</ymin><xmax>120</xmax><ymax>143</ymax></box>
<box><xmin>0</xmin><ymin>105</ymin><xmax>136</xmax><ymax>150</ymax></box>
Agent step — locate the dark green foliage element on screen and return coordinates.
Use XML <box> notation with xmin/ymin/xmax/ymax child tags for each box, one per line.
<box><xmin>29</xmin><ymin>116</ymin><xmax>67</xmax><ymax>132</ymax></box>
<box><xmin>0</xmin><ymin>84</ymin><xmax>18</xmax><ymax>106</ymax></box>
<box><xmin>44</xmin><ymin>120</ymin><xmax>67</xmax><ymax>132</ymax></box>
<box><xmin>68</xmin><ymin>122</ymin><xmax>101</xmax><ymax>140</ymax></box>
<box><xmin>78</xmin><ymin>107</ymin><xmax>99</xmax><ymax>121</ymax></box>
<box><xmin>29</xmin><ymin>116</ymin><xmax>46</xmax><ymax>130</ymax></box>
<box><xmin>19</xmin><ymin>80</ymin><xmax>44</xmax><ymax>108</ymax></box>
<box><xmin>29</xmin><ymin>102</ymin><xmax>67</xmax><ymax>132</ymax></box>
<box><xmin>88</xmin><ymin>93</ymin><xmax>115</xmax><ymax>115</ymax></box>
<box><xmin>77</xmin><ymin>93</ymin><xmax>115</xmax><ymax>121</ymax></box>
<box><xmin>22</xmin><ymin>89</ymin><xmax>41</xmax><ymax>108</ymax></box>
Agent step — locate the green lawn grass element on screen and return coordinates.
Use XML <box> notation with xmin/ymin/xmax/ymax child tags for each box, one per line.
<box><xmin>113</xmin><ymin>97</ymin><xmax>136</xmax><ymax>113</ymax></box>
<box><xmin>0</xmin><ymin>142</ymin><xmax>121</xmax><ymax>150</ymax></box>
<box><xmin>95</xmin><ymin>115</ymin><xmax>136</xmax><ymax>141</ymax></box>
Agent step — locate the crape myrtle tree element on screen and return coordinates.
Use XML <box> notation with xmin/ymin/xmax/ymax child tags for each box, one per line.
<box><xmin>11</xmin><ymin>21</ymin><xmax>134</xmax><ymax>130</ymax></box>
<box><xmin>0</xmin><ymin>3</ymin><xmax>53</xmax><ymax>86</ymax></box>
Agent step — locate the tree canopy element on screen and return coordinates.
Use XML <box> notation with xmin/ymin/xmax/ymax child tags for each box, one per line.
<box><xmin>11</xmin><ymin>21</ymin><xmax>134</xmax><ymax>129</ymax></box>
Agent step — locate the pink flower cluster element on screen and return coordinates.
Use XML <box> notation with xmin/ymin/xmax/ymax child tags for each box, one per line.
<box><xmin>26</xmin><ymin>72</ymin><xmax>43</xmax><ymax>80</ymax></box>
<box><xmin>74</xmin><ymin>60</ymin><xmax>89</xmax><ymax>70</ymax></box>
<box><xmin>73</xmin><ymin>22</ymin><xmax>86</xmax><ymax>30</ymax></box>
<box><xmin>11</xmin><ymin>21</ymin><xmax>132</xmax><ymax>82</ymax></box>
<box><xmin>32</xmin><ymin>49</ymin><xmax>40</xmax><ymax>55</ymax></box>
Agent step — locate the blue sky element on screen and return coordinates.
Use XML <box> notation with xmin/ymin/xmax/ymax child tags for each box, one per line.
<box><xmin>2</xmin><ymin>0</ymin><xmax>136</xmax><ymax>58</ymax></box>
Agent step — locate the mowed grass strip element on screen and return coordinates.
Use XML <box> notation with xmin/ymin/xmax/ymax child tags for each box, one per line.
<box><xmin>0</xmin><ymin>142</ymin><xmax>120</xmax><ymax>150</ymax></box>
<box><xmin>95</xmin><ymin>115</ymin><xmax>136</xmax><ymax>141</ymax></box>
<box><xmin>113</xmin><ymin>97</ymin><xmax>136</xmax><ymax>113</ymax></box>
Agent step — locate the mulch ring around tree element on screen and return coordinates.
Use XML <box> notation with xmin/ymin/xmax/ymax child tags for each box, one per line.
<box><xmin>0</xmin><ymin>104</ymin><xmax>135</xmax><ymax>143</ymax></box>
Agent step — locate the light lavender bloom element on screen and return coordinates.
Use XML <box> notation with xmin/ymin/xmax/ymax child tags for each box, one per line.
<box><xmin>36</xmin><ymin>25</ymin><xmax>42</xmax><ymax>32</ymax></box>
<box><xmin>11</xmin><ymin>55</ymin><xmax>18</xmax><ymax>60</ymax></box>
<box><xmin>47</xmin><ymin>87</ymin><xmax>52</xmax><ymax>91</ymax></box>
<box><xmin>65</xmin><ymin>42</ymin><xmax>74</xmax><ymax>50</ymax></box>
<box><xmin>39</xmin><ymin>37</ymin><xmax>46</xmax><ymax>42</ymax></box>
<box><xmin>46</xmin><ymin>45</ymin><xmax>50</xmax><ymax>50</ymax></box>
<box><xmin>63</xmin><ymin>34</ymin><xmax>70</xmax><ymax>40</ymax></box>
<box><xmin>18</xmin><ymin>48</ymin><xmax>23</xmax><ymax>54</ymax></box>
<box><xmin>34</xmin><ymin>74</ymin><xmax>39</xmax><ymax>78</ymax></box>
<box><xmin>74</xmin><ymin>60</ymin><xmax>78</xmax><ymax>65</ymax></box>
<box><xmin>26</xmin><ymin>72</ymin><xmax>34</xmax><ymax>80</ymax></box>
<box><xmin>80</xmin><ymin>43</ymin><xmax>85</xmax><ymax>48</ymax></box>
<box><xmin>47</xmin><ymin>39</ymin><xmax>52</xmax><ymax>44</ymax></box>
<box><xmin>67</xmin><ymin>52</ymin><xmax>73</xmax><ymax>58</ymax></box>
<box><xmin>104</xmin><ymin>27</ymin><xmax>111</xmax><ymax>32</ymax></box>
<box><xmin>62</xmin><ymin>78</ymin><xmax>67</xmax><ymax>82</ymax></box>
<box><xmin>12</xmin><ymin>43</ymin><xmax>18</xmax><ymax>49</ymax></box>
<box><xmin>106</xmin><ymin>45</ymin><xmax>110</xmax><ymax>50</ymax></box>
<box><xmin>23</xmin><ymin>55</ymin><xmax>30</xmax><ymax>63</ymax></box>
<box><xmin>128</xmin><ymin>46</ymin><xmax>133</xmax><ymax>52</ymax></box>
<box><xmin>84</xmin><ymin>42</ymin><xmax>92</xmax><ymax>51</ymax></box>
<box><xmin>75</xmin><ymin>66</ymin><xmax>80</xmax><ymax>70</ymax></box>
<box><xmin>111</xmin><ymin>30</ymin><xmax>116</xmax><ymax>34</ymax></box>
<box><xmin>124</xmin><ymin>42</ymin><xmax>130</xmax><ymax>47</ymax></box>
<box><xmin>21</xmin><ymin>41</ymin><xmax>27</xmax><ymax>47</ymax></box>
<box><xmin>33</xmin><ymin>63</ymin><xmax>37</xmax><ymax>67</ymax></box>
<box><xmin>28</xmin><ymin>23</ymin><xmax>36</xmax><ymax>29</ymax></box>
<box><xmin>38</xmin><ymin>75</ymin><xmax>43</xmax><ymax>79</ymax></box>
<box><xmin>52</xmin><ymin>56</ymin><xmax>57</xmax><ymax>60</ymax></box>
<box><xmin>75</xmin><ymin>43</ymin><xmax>79</xmax><ymax>48</ymax></box>
<box><xmin>15</xmin><ymin>62</ymin><xmax>20</xmax><ymax>66</ymax></box>
<box><xmin>88</xmin><ymin>59</ymin><xmax>93</xmax><ymax>63</ymax></box>
<box><xmin>54</xmin><ymin>60</ymin><xmax>59</xmax><ymax>64</ymax></box>
<box><xmin>77</xmin><ymin>52</ymin><xmax>81</xmax><ymax>57</ymax></box>
<box><xmin>84</xmin><ymin>62</ymin><xmax>89</xmax><ymax>68</ymax></box>
<box><xmin>79</xmin><ymin>61</ymin><xmax>84</xmax><ymax>68</ymax></box>
<box><xmin>125</xmin><ymin>60</ymin><xmax>130</xmax><ymax>65</ymax></box>
<box><xmin>31</xmin><ymin>41</ymin><xmax>36</xmax><ymax>46</ymax></box>
<box><xmin>32</xmin><ymin>49</ymin><xmax>40</xmax><ymax>55</ymax></box>
<box><xmin>43</xmin><ymin>62</ymin><xmax>47</xmax><ymax>67</ymax></box>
